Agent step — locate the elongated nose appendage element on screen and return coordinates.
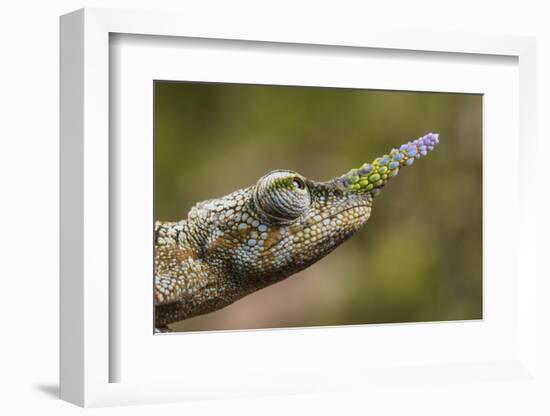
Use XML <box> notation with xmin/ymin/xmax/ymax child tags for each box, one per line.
<box><xmin>341</xmin><ymin>132</ymin><xmax>440</xmax><ymax>195</ymax></box>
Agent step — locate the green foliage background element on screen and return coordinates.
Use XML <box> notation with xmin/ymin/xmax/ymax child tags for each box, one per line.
<box><xmin>155</xmin><ymin>81</ymin><xmax>482</xmax><ymax>332</ymax></box>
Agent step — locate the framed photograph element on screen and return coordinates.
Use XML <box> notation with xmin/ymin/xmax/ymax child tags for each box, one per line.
<box><xmin>60</xmin><ymin>8</ymin><xmax>538</xmax><ymax>407</ymax></box>
<box><xmin>153</xmin><ymin>82</ymin><xmax>477</xmax><ymax>334</ymax></box>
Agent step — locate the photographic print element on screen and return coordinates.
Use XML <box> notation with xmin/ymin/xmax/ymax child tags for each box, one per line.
<box><xmin>154</xmin><ymin>81</ymin><xmax>482</xmax><ymax>333</ymax></box>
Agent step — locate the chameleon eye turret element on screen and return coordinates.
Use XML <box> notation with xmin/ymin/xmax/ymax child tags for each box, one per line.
<box><xmin>253</xmin><ymin>170</ymin><xmax>311</xmax><ymax>224</ymax></box>
<box><xmin>154</xmin><ymin>132</ymin><xmax>440</xmax><ymax>331</ymax></box>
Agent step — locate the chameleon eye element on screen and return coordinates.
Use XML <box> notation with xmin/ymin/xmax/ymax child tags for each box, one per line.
<box><xmin>292</xmin><ymin>177</ymin><xmax>305</xmax><ymax>190</ymax></box>
<box><xmin>254</xmin><ymin>170</ymin><xmax>311</xmax><ymax>224</ymax></box>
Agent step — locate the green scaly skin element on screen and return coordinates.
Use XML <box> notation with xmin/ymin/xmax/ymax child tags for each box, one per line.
<box><xmin>155</xmin><ymin>133</ymin><xmax>440</xmax><ymax>331</ymax></box>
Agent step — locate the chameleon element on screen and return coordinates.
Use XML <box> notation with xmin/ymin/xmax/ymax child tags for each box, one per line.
<box><xmin>155</xmin><ymin>132</ymin><xmax>440</xmax><ymax>331</ymax></box>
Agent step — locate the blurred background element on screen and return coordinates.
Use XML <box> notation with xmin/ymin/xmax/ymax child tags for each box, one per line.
<box><xmin>155</xmin><ymin>81</ymin><xmax>482</xmax><ymax>332</ymax></box>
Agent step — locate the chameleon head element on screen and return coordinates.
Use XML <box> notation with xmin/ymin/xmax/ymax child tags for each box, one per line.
<box><xmin>189</xmin><ymin>132</ymin><xmax>439</xmax><ymax>289</ymax></box>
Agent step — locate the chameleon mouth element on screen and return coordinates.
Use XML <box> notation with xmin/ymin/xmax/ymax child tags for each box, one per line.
<box><xmin>326</xmin><ymin>204</ymin><xmax>371</xmax><ymax>221</ymax></box>
<box><xmin>307</xmin><ymin>204</ymin><xmax>371</xmax><ymax>227</ymax></box>
<box><xmin>261</xmin><ymin>204</ymin><xmax>371</xmax><ymax>252</ymax></box>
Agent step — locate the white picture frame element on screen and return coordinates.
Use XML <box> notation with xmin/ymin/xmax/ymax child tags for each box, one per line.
<box><xmin>60</xmin><ymin>7</ymin><xmax>538</xmax><ymax>408</ymax></box>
